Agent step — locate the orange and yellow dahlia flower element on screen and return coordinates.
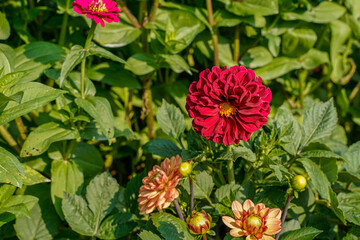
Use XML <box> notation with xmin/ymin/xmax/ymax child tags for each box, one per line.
<box><xmin>138</xmin><ymin>155</ymin><xmax>183</xmax><ymax>215</ymax></box>
<box><xmin>222</xmin><ymin>199</ymin><xmax>282</xmax><ymax>240</ymax></box>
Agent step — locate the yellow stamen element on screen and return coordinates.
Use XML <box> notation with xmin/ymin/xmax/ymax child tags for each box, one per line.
<box><xmin>219</xmin><ymin>102</ymin><xmax>236</xmax><ymax>117</ymax></box>
<box><xmin>89</xmin><ymin>0</ymin><xmax>108</xmax><ymax>13</ymax></box>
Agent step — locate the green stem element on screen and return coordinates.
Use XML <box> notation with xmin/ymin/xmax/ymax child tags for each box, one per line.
<box><xmin>242</xmin><ymin>167</ymin><xmax>256</xmax><ymax>185</ymax></box>
<box><xmin>299</xmin><ymin>69</ymin><xmax>308</xmax><ymax>109</ymax></box>
<box><xmin>227</xmin><ymin>160</ymin><xmax>235</xmax><ymax>184</ymax></box>
<box><xmin>149</xmin><ymin>0</ymin><xmax>159</xmax><ymax>22</ymax></box>
<box><xmin>58</xmin><ymin>0</ymin><xmax>70</xmax><ymax>46</ymax></box>
<box><xmin>0</xmin><ymin>126</ymin><xmax>20</xmax><ymax>153</ymax></box>
<box><xmin>15</xmin><ymin>117</ymin><xmax>27</xmax><ymax>141</ymax></box>
<box><xmin>215</xmin><ymin>167</ymin><xmax>226</xmax><ymax>185</ymax></box>
<box><xmin>81</xmin><ymin>21</ymin><xmax>97</xmax><ymax>100</ymax></box>
<box><xmin>206</xmin><ymin>0</ymin><xmax>219</xmax><ymax>66</ymax></box>
<box><xmin>117</xmin><ymin>0</ymin><xmax>142</xmax><ymax>28</ymax></box>
<box><xmin>233</xmin><ymin>25</ymin><xmax>240</xmax><ymax>62</ymax></box>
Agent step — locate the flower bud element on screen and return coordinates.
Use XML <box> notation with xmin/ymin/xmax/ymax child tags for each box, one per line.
<box><xmin>291</xmin><ymin>175</ymin><xmax>307</xmax><ymax>192</ymax></box>
<box><xmin>186</xmin><ymin>211</ymin><xmax>212</xmax><ymax>235</ymax></box>
<box><xmin>179</xmin><ymin>162</ymin><xmax>193</xmax><ymax>177</ymax></box>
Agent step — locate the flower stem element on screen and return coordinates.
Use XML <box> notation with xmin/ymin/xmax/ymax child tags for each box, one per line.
<box><xmin>117</xmin><ymin>0</ymin><xmax>142</xmax><ymax>28</ymax></box>
<box><xmin>203</xmin><ymin>234</ymin><xmax>208</xmax><ymax>240</ymax></box>
<box><xmin>206</xmin><ymin>0</ymin><xmax>219</xmax><ymax>67</ymax></box>
<box><xmin>299</xmin><ymin>69</ymin><xmax>308</xmax><ymax>109</ymax></box>
<box><xmin>80</xmin><ymin>21</ymin><xmax>97</xmax><ymax>100</ymax></box>
<box><xmin>215</xmin><ymin>167</ymin><xmax>226</xmax><ymax>185</ymax></box>
<box><xmin>227</xmin><ymin>160</ymin><xmax>235</xmax><ymax>184</ymax></box>
<box><xmin>173</xmin><ymin>199</ymin><xmax>185</xmax><ymax>221</ymax></box>
<box><xmin>189</xmin><ymin>177</ymin><xmax>194</xmax><ymax>217</ymax></box>
<box><xmin>15</xmin><ymin>117</ymin><xmax>27</xmax><ymax>141</ymax></box>
<box><xmin>275</xmin><ymin>192</ymin><xmax>292</xmax><ymax>240</ymax></box>
<box><xmin>58</xmin><ymin>0</ymin><xmax>70</xmax><ymax>46</ymax></box>
<box><xmin>149</xmin><ymin>0</ymin><xmax>159</xmax><ymax>22</ymax></box>
<box><xmin>233</xmin><ymin>24</ymin><xmax>240</xmax><ymax>62</ymax></box>
<box><xmin>0</xmin><ymin>126</ymin><xmax>20</xmax><ymax>153</ymax></box>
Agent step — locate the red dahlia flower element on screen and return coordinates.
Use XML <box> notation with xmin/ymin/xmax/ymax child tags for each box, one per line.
<box><xmin>186</xmin><ymin>66</ymin><xmax>272</xmax><ymax>145</ymax></box>
<box><xmin>72</xmin><ymin>0</ymin><xmax>121</xmax><ymax>27</ymax></box>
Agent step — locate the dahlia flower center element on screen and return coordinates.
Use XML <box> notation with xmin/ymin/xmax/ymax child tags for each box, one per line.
<box><xmin>219</xmin><ymin>102</ymin><xmax>236</xmax><ymax>117</ymax></box>
<box><xmin>89</xmin><ymin>0</ymin><xmax>108</xmax><ymax>13</ymax></box>
<box><xmin>245</xmin><ymin>215</ymin><xmax>262</xmax><ymax>230</ymax></box>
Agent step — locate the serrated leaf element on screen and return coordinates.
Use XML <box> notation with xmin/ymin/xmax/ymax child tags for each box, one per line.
<box><xmin>75</xmin><ymin>96</ymin><xmax>114</xmax><ymax>141</ymax></box>
<box><xmin>0</xmin><ymin>82</ymin><xmax>65</xmax><ymax>125</ymax></box>
<box><xmin>22</xmin><ymin>164</ymin><xmax>50</xmax><ymax>186</ymax></box>
<box><xmin>86</xmin><ymin>171</ymin><xmax>119</xmax><ymax>234</ymax></box>
<box><xmin>62</xmin><ymin>192</ymin><xmax>94</xmax><ymax>236</ymax></box>
<box><xmin>301</xmin><ymin>99</ymin><xmax>337</xmax><ymax>149</ymax></box>
<box><xmin>14</xmin><ymin>204</ymin><xmax>53</xmax><ymax>240</ymax></box>
<box><xmin>215</xmin><ymin>184</ymin><xmax>240</xmax><ymax>206</ymax></box>
<box><xmin>337</xmin><ymin>192</ymin><xmax>360</xmax><ymax>225</ymax></box>
<box><xmin>151</xmin><ymin>212</ymin><xmax>194</xmax><ymax>240</ymax></box>
<box><xmin>156</xmin><ymin>99</ymin><xmax>186</xmax><ymax>140</ymax></box>
<box><xmin>343</xmin><ymin>141</ymin><xmax>360</xmax><ymax>174</ymax></box>
<box><xmin>51</xmin><ymin>159</ymin><xmax>84</xmax><ymax>219</ymax></box>
<box><xmin>96</xmin><ymin>213</ymin><xmax>136</xmax><ymax>239</ymax></box>
<box><xmin>301</xmin><ymin>150</ymin><xmax>343</xmax><ymax>160</ymax></box>
<box><xmin>143</xmin><ymin>139</ymin><xmax>182</xmax><ymax>158</ymax></box>
<box><xmin>215</xmin><ymin>146</ymin><xmax>256</xmax><ymax>162</ymax></box>
<box><xmin>70</xmin><ymin>142</ymin><xmax>104</xmax><ymax>177</ymax></box>
<box><xmin>0</xmin><ymin>147</ymin><xmax>24</xmax><ymax>187</ymax></box>
<box><xmin>299</xmin><ymin>158</ymin><xmax>330</xmax><ymax>201</ymax></box>
<box><xmin>139</xmin><ymin>230</ymin><xmax>162</xmax><ymax>240</ymax></box>
<box><xmin>125</xmin><ymin>171</ymin><xmax>146</xmax><ymax>215</ymax></box>
<box><xmin>20</xmin><ymin>122</ymin><xmax>80</xmax><ymax>157</ymax></box>
<box><xmin>59</xmin><ymin>45</ymin><xmax>86</xmax><ymax>86</ymax></box>
<box><xmin>183</xmin><ymin>171</ymin><xmax>214</xmax><ymax>200</ymax></box>
<box><xmin>281</xmin><ymin>227</ymin><xmax>322</xmax><ymax>240</ymax></box>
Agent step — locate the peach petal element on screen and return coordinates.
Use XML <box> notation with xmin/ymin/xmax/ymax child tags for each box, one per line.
<box><xmin>266</xmin><ymin>218</ymin><xmax>281</xmax><ymax>226</ymax></box>
<box><xmin>222</xmin><ymin>216</ymin><xmax>238</xmax><ymax>229</ymax></box>
<box><xmin>229</xmin><ymin>229</ymin><xmax>245</xmax><ymax>237</ymax></box>
<box><xmin>268</xmin><ymin>208</ymin><xmax>282</xmax><ymax>219</ymax></box>
<box><xmin>262</xmin><ymin>235</ymin><xmax>275</xmax><ymax>240</ymax></box>
<box><xmin>246</xmin><ymin>235</ymin><xmax>257</xmax><ymax>240</ymax></box>
<box><xmin>243</xmin><ymin>199</ymin><xmax>255</xmax><ymax>212</ymax></box>
<box><xmin>260</xmin><ymin>207</ymin><xmax>270</xmax><ymax>218</ymax></box>
<box><xmin>264</xmin><ymin>224</ymin><xmax>282</xmax><ymax>235</ymax></box>
<box><xmin>232</xmin><ymin>200</ymin><xmax>243</xmax><ymax>219</ymax></box>
<box><xmin>254</xmin><ymin>203</ymin><xmax>265</xmax><ymax>214</ymax></box>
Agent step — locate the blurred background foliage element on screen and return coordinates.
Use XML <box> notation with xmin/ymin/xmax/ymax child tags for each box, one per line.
<box><xmin>0</xmin><ymin>0</ymin><xmax>360</xmax><ymax>239</ymax></box>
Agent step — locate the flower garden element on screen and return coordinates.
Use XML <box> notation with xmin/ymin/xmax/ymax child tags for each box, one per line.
<box><xmin>0</xmin><ymin>0</ymin><xmax>359</xmax><ymax>239</ymax></box>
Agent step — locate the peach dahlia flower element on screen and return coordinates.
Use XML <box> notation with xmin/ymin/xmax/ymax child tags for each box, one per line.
<box><xmin>222</xmin><ymin>199</ymin><xmax>282</xmax><ymax>240</ymax></box>
<box><xmin>138</xmin><ymin>155</ymin><xmax>183</xmax><ymax>215</ymax></box>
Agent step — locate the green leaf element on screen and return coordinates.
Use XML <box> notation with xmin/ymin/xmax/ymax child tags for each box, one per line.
<box><xmin>51</xmin><ymin>159</ymin><xmax>84</xmax><ymax>219</ymax></box>
<box><xmin>125</xmin><ymin>53</ymin><xmax>157</xmax><ymax>75</ymax></box>
<box><xmin>96</xmin><ymin>213</ymin><xmax>136</xmax><ymax>239</ymax></box>
<box><xmin>21</xmin><ymin>164</ymin><xmax>50</xmax><ymax>186</ymax></box>
<box><xmin>59</xmin><ymin>45</ymin><xmax>86</xmax><ymax>86</ymax></box>
<box><xmin>183</xmin><ymin>171</ymin><xmax>214</xmax><ymax>200</ymax></box>
<box><xmin>160</xmin><ymin>54</ymin><xmax>191</xmax><ymax>74</ymax></box>
<box><xmin>153</xmin><ymin>8</ymin><xmax>205</xmax><ymax>53</ymax></box>
<box><xmin>0</xmin><ymin>71</ymin><xmax>27</xmax><ymax>92</ymax></box>
<box><xmin>281</xmin><ymin>227</ymin><xmax>322</xmax><ymax>240</ymax></box>
<box><xmin>14</xmin><ymin>42</ymin><xmax>66</xmax><ymax>82</ymax></box>
<box><xmin>0</xmin><ymin>183</ymin><xmax>17</xmax><ymax>205</ymax></box>
<box><xmin>156</xmin><ymin>99</ymin><xmax>186</xmax><ymax>140</ymax></box>
<box><xmin>254</xmin><ymin>57</ymin><xmax>301</xmax><ymax>80</ymax></box>
<box><xmin>0</xmin><ymin>147</ymin><xmax>24</xmax><ymax>187</ymax></box>
<box><xmin>299</xmin><ymin>158</ymin><xmax>331</xmax><ymax>201</ymax></box>
<box><xmin>241</xmin><ymin>46</ymin><xmax>273</xmax><ymax>68</ymax></box>
<box><xmin>125</xmin><ymin>171</ymin><xmax>146</xmax><ymax>215</ymax></box>
<box><xmin>0</xmin><ymin>82</ymin><xmax>65</xmax><ymax>125</ymax></box>
<box><xmin>139</xmin><ymin>230</ymin><xmax>162</xmax><ymax>240</ymax></box>
<box><xmin>70</xmin><ymin>142</ymin><xmax>104</xmax><ymax>177</ymax></box>
<box><xmin>215</xmin><ymin>146</ymin><xmax>256</xmax><ymax>162</ymax></box>
<box><xmin>301</xmin><ymin>150</ymin><xmax>343</xmax><ymax>160</ymax></box>
<box><xmin>0</xmin><ymin>44</ymin><xmax>14</xmax><ymax>77</ymax></box>
<box><xmin>151</xmin><ymin>212</ymin><xmax>194</xmax><ymax>240</ymax></box>
<box><xmin>283</xmin><ymin>2</ymin><xmax>346</xmax><ymax>23</ymax></box>
<box><xmin>330</xmin><ymin>20</ymin><xmax>351</xmax><ymax>83</ymax></box>
<box><xmin>62</xmin><ymin>192</ymin><xmax>94</xmax><ymax>236</ymax></box>
<box><xmin>87</xmin><ymin>62</ymin><xmax>141</xmax><ymax>89</ymax></box>
<box><xmin>215</xmin><ymin>184</ymin><xmax>241</xmax><ymax>206</ymax></box>
<box><xmin>75</xmin><ymin>96</ymin><xmax>115</xmax><ymax>141</ymax></box>
<box><xmin>93</xmin><ymin>14</ymin><xmax>142</xmax><ymax>48</ymax></box>
<box><xmin>0</xmin><ymin>12</ymin><xmax>10</xmax><ymax>40</ymax></box>
<box><xmin>86</xmin><ymin>171</ymin><xmax>119</xmax><ymax>234</ymax></box>
<box><xmin>265</xmin><ymin>34</ymin><xmax>281</xmax><ymax>57</ymax></box>
<box><xmin>337</xmin><ymin>191</ymin><xmax>360</xmax><ymax>225</ymax></box>
<box><xmin>282</xmin><ymin>29</ymin><xmax>317</xmax><ymax>57</ymax></box>
<box><xmin>343</xmin><ymin>141</ymin><xmax>360</xmax><ymax>174</ymax></box>
<box><xmin>88</xmin><ymin>43</ymin><xmax>126</xmax><ymax>64</ymax></box>
<box><xmin>143</xmin><ymin>139</ymin><xmax>182</xmax><ymax>158</ymax></box>
<box><xmin>299</xmin><ymin>49</ymin><xmax>329</xmax><ymax>70</ymax></box>
<box><xmin>20</xmin><ymin>122</ymin><xmax>80</xmax><ymax>157</ymax></box>
<box><xmin>220</xmin><ymin>0</ymin><xmax>279</xmax><ymax>16</ymax></box>
<box><xmin>14</xmin><ymin>204</ymin><xmax>54</xmax><ymax>240</ymax></box>
<box><xmin>301</xmin><ymin>99</ymin><xmax>337</xmax><ymax>148</ymax></box>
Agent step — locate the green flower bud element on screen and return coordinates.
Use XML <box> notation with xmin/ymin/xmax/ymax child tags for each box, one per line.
<box><xmin>179</xmin><ymin>162</ymin><xmax>193</xmax><ymax>177</ymax></box>
<box><xmin>291</xmin><ymin>175</ymin><xmax>307</xmax><ymax>192</ymax></box>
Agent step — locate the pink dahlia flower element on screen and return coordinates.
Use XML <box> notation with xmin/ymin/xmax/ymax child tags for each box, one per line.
<box><xmin>186</xmin><ymin>66</ymin><xmax>272</xmax><ymax>145</ymax></box>
<box><xmin>72</xmin><ymin>0</ymin><xmax>121</xmax><ymax>27</ymax></box>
